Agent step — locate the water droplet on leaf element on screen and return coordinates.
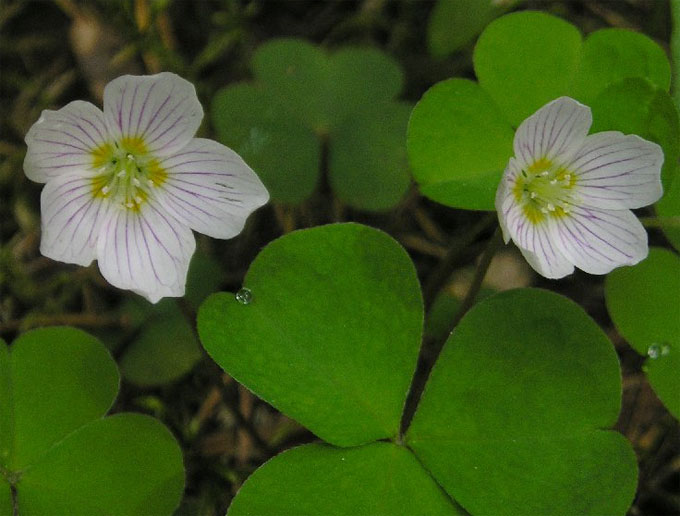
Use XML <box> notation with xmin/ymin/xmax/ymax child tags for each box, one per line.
<box><xmin>647</xmin><ymin>343</ymin><xmax>671</xmax><ymax>359</ymax></box>
<box><xmin>235</xmin><ymin>288</ymin><xmax>252</xmax><ymax>305</ymax></box>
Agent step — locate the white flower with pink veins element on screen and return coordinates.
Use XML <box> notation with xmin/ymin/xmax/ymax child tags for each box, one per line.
<box><xmin>24</xmin><ymin>72</ymin><xmax>269</xmax><ymax>302</ymax></box>
<box><xmin>496</xmin><ymin>96</ymin><xmax>663</xmax><ymax>279</ymax></box>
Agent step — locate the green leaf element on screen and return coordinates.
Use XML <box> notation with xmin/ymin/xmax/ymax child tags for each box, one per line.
<box><xmin>227</xmin><ymin>442</ymin><xmax>463</xmax><ymax>515</ymax></box>
<box><xmin>605</xmin><ymin>248</ymin><xmax>680</xmax><ymax>356</ymax></box>
<box><xmin>0</xmin><ymin>327</ymin><xmax>119</xmax><ymax>470</ymax></box>
<box><xmin>655</xmin><ymin>165</ymin><xmax>680</xmax><ymax>251</ymax></box>
<box><xmin>606</xmin><ymin>248</ymin><xmax>680</xmax><ymax>418</ymax></box>
<box><xmin>252</xmin><ymin>39</ymin><xmax>332</xmax><ymax>132</ymax></box>
<box><xmin>185</xmin><ymin>250</ymin><xmax>225</xmax><ymax>310</ymax></box>
<box><xmin>407</xmin><ymin>78</ymin><xmax>514</xmax><ymax>210</ymax></box>
<box><xmin>18</xmin><ymin>414</ymin><xmax>184</xmax><ymax>516</ymax></box>
<box><xmin>571</xmin><ymin>28</ymin><xmax>671</xmax><ymax>104</ymax></box>
<box><xmin>0</xmin><ymin>480</ymin><xmax>11</xmax><ymax>516</ymax></box>
<box><xmin>0</xmin><ymin>343</ymin><xmax>11</xmax><ymax>470</ymax></box>
<box><xmin>473</xmin><ymin>11</ymin><xmax>582</xmax><ymax>126</ymax></box>
<box><xmin>427</xmin><ymin>0</ymin><xmax>511</xmax><ymax>57</ymax></box>
<box><xmin>644</xmin><ymin>344</ymin><xmax>680</xmax><ymax>419</ymax></box>
<box><xmin>213</xmin><ymin>39</ymin><xmax>409</xmax><ymax>210</ymax></box>
<box><xmin>252</xmin><ymin>40</ymin><xmax>404</xmax><ymax>133</ymax></box>
<box><xmin>198</xmin><ymin>223</ymin><xmax>422</xmax><ymax>446</ymax></box>
<box><xmin>590</xmin><ymin>78</ymin><xmax>680</xmax><ymax>191</ymax></box>
<box><xmin>407</xmin><ymin>289</ymin><xmax>637</xmax><ymax>515</ymax></box>
<box><xmin>328</xmin><ymin>47</ymin><xmax>404</xmax><ymax>125</ymax></box>
<box><xmin>211</xmin><ymin>83</ymin><xmax>320</xmax><ymax>204</ymax></box>
<box><xmin>119</xmin><ymin>301</ymin><xmax>202</xmax><ymax>387</ymax></box>
<box><xmin>0</xmin><ymin>328</ymin><xmax>185</xmax><ymax>515</ymax></box>
<box><xmin>605</xmin><ymin>247</ymin><xmax>680</xmax><ymax>418</ymax></box>
<box><xmin>329</xmin><ymin>102</ymin><xmax>412</xmax><ymax>211</ymax></box>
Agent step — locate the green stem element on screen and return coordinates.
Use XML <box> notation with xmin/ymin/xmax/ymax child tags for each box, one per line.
<box><xmin>400</xmin><ymin>226</ymin><xmax>503</xmax><ymax>436</ymax></box>
<box><xmin>422</xmin><ymin>213</ymin><xmax>496</xmax><ymax>311</ymax></box>
<box><xmin>445</xmin><ymin>226</ymin><xmax>504</xmax><ymax>335</ymax></box>
<box><xmin>672</xmin><ymin>0</ymin><xmax>680</xmax><ymax>109</ymax></box>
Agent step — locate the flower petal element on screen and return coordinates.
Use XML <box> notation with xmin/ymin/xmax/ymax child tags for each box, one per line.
<box><xmin>153</xmin><ymin>138</ymin><xmax>269</xmax><ymax>239</ymax></box>
<box><xmin>96</xmin><ymin>201</ymin><xmax>196</xmax><ymax>303</ymax></box>
<box><xmin>513</xmin><ymin>97</ymin><xmax>591</xmax><ymax>170</ymax></box>
<box><xmin>550</xmin><ymin>206</ymin><xmax>648</xmax><ymax>275</ymax></box>
<box><xmin>497</xmin><ymin>178</ymin><xmax>574</xmax><ymax>279</ymax></box>
<box><xmin>103</xmin><ymin>72</ymin><xmax>203</xmax><ymax>157</ymax></box>
<box><xmin>567</xmin><ymin>132</ymin><xmax>664</xmax><ymax>209</ymax></box>
<box><xmin>39</xmin><ymin>175</ymin><xmax>112</xmax><ymax>266</ymax></box>
<box><xmin>495</xmin><ymin>158</ymin><xmax>522</xmax><ymax>244</ymax></box>
<box><xmin>24</xmin><ymin>101</ymin><xmax>109</xmax><ymax>183</ymax></box>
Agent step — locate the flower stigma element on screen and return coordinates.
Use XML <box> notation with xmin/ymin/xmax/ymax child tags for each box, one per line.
<box><xmin>511</xmin><ymin>157</ymin><xmax>577</xmax><ymax>225</ymax></box>
<box><xmin>90</xmin><ymin>136</ymin><xmax>167</xmax><ymax>211</ymax></box>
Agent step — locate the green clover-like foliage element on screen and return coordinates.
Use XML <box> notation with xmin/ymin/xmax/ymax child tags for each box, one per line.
<box><xmin>409</xmin><ymin>11</ymin><xmax>674</xmax><ymax>211</ymax></box>
<box><xmin>199</xmin><ymin>224</ymin><xmax>423</xmax><ymax>446</ymax></box>
<box><xmin>406</xmin><ymin>288</ymin><xmax>636</xmax><ymax>515</ymax></box>
<box><xmin>198</xmin><ymin>223</ymin><xmax>637</xmax><ymax>514</ymax></box>
<box><xmin>229</xmin><ymin>442</ymin><xmax>462</xmax><ymax>515</ymax></box>
<box><xmin>606</xmin><ymin>247</ymin><xmax>680</xmax><ymax>419</ymax></box>
<box><xmin>0</xmin><ymin>327</ymin><xmax>184</xmax><ymax>515</ymax></box>
<box><xmin>211</xmin><ymin>39</ymin><xmax>412</xmax><ymax>210</ymax></box>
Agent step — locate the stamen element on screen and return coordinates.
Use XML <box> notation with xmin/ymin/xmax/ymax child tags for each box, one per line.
<box><xmin>126</xmin><ymin>153</ymin><xmax>134</xmax><ymax>161</ymax></box>
<box><xmin>117</xmin><ymin>170</ymin><xmax>126</xmax><ymax>178</ymax></box>
<box><xmin>547</xmin><ymin>203</ymin><xmax>555</xmax><ymax>212</ymax></box>
<box><xmin>132</xmin><ymin>178</ymin><xmax>141</xmax><ymax>187</ymax></box>
<box><xmin>134</xmin><ymin>196</ymin><xmax>143</xmax><ymax>204</ymax></box>
<box><xmin>530</xmin><ymin>192</ymin><xmax>537</xmax><ymax>199</ymax></box>
<box><xmin>550</xmin><ymin>179</ymin><xmax>557</xmax><ymax>185</ymax></box>
<box><xmin>541</xmin><ymin>171</ymin><xmax>549</xmax><ymax>177</ymax></box>
<box><xmin>125</xmin><ymin>201</ymin><xmax>134</xmax><ymax>208</ymax></box>
<box><xmin>147</xmin><ymin>179</ymin><xmax>155</xmax><ymax>187</ymax></box>
<box><xmin>101</xmin><ymin>185</ymin><xmax>110</xmax><ymax>194</ymax></box>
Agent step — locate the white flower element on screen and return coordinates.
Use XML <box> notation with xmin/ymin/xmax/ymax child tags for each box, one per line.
<box><xmin>496</xmin><ymin>97</ymin><xmax>663</xmax><ymax>279</ymax></box>
<box><xmin>24</xmin><ymin>72</ymin><xmax>269</xmax><ymax>302</ymax></box>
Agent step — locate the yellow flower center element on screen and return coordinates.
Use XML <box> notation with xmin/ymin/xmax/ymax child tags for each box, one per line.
<box><xmin>90</xmin><ymin>136</ymin><xmax>167</xmax><ymax>211</ymax></box>
<box><xmin>512</xmin><ymin>157</ymin><xmax>577</xmax><ymax>225</ymax></box>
